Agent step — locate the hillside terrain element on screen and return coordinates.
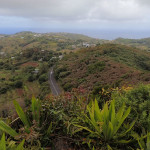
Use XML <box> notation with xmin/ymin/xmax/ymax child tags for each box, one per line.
<box><xmin>0</xmin><ymin>47</ymin><xmax>63</xmax><ymax>115</ymax></box>
<box><xmin>114</xmin><ymin>37</ymin><xmax>150</xmax><ymax>51</ymax></box>
<box><xmin>0</xmin><ymin>33</ymin><xmax>150</xmax><ymax>149</ymax></box>
<box><xmin>54</xmin><ymin>43</ymin><xmax>150</xmax><ymax>92</ymax></box>
<box><xmin>0</xmin><ymin>32</ymin><xmax>106</xmax><ymax>54</ymax></box>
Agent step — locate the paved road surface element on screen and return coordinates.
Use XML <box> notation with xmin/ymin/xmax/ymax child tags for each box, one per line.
<box><xmin>49</xmin><ymin>67</ymin><xmax>62</xmax><ymax>96</ymax></box>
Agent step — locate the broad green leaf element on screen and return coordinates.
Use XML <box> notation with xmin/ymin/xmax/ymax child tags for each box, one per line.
<box><xmin>147</xmin><ymin>133</ymin><xmax>150</xmax><ymax>150</ymax></box>
<box><xmin>31</xmin><ymin>97</ymin><xmax>41</xmax><ymax>124</ymax></box>
<box><xmin>16</xmin><ymin>139</ymin><xmax>25</xmax><ymax>150</ymax></box>
<box><xmin>84</xmin><ymin>115</ymin><xmax>102</xmax><ymax>135</ymax></box>
<box><xmin>13</xmin><ymin>100</ymin><xmax>30</xmax><ymax>128</ymax></box>
<box><xmin>103</xmin><ymin>102</ymin><xmax>109</xmax><ymax>135</ymax></box>
<box><xmin>107</xmin><ymin>144</ymin><xmax>113</xmax><ymax>150</ymax></box>
<box><xmin>72</xmin><ymin>127</ymin><xmax>83</xmax><ymax>135</ymax></box>
<box><xmin>117</xmin><ymin>139</ymin><xmax>132</xmax><ymax>144</ymax></box>
<box><xmin>116</xmin><ymin>103</ymin><xmax>125</xmax><ymax>121</ymax></box>
<box><xmin>109</xmin><ymin>100</ymin><xmax>116</xmax><ymax>127</ymax></box>
<box><xmin>0</xmin><ymin>121</ymin><xmax>18</xmax><ymax>137</ymax></box>
<box><xmin>94</xmin><ymin>99</ymin><xmax>102</xmax><ymax>122</ymax></box>
<box><xmin>114</xmin><ymin>106</ymin><xmax>131</xmax><ymax>135</ymax></box>
<box><xmin>0</xmin><ymin>133</ymin><xmax>6</xmax><ymax>150</ymax></box>
<box><xmin>107</xmin><ymin>122</ymin><xmax>114</xmax><ymax>140</ymax></box>
<box><xmin>74</xmin><ymin>124</ymin><xmax>98</xmax><ymax>136</ymax></box>
<box><xmin>117</xmin><ymin>120</ymin><xmax>136</xmax><ymax>138</ymax></box>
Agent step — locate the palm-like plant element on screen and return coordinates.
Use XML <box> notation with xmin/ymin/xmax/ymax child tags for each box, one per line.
<box><xmin>0</xmin><ymin>97</ymin><xmax>52</xmax><ymax>147</ymax></box>
<box><xmin>0</xmin><ymin>133</ymin><xmax>24</xmax><ymax>150</ymax></box>
<box><xmin>74</xmin><ymin>99</ymin><xmax>135</xmax><ymax>146</ymax></box>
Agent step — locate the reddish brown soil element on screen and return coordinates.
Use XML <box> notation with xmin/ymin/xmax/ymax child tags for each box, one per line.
<box><xmin>21</xmin><ymin>62</ymin><xmax>39</xmax><ymax>68</ymax></box>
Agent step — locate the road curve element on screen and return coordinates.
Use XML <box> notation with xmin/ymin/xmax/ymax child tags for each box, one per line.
<box><xmin>49</xmin><ymin>67</ymin><xmax>62</xmax><ymax>96</ymax></box>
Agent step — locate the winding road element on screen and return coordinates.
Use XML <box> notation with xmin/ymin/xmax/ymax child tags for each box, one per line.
<box><xmin>49</xmin><ymin>67</ymin><xmax>62</xmax><ymax>96</ymax></box>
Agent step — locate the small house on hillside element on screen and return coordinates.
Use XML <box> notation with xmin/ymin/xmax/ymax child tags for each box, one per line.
<box><xmin>83</xmin><ymin>42</ymin><xmax>90</xmax><ymax>47</ymax></box>
<box><xmin>50</xmin><ymin>57</ymin><xmax>57</xmax><ymax>60</ymax></box>
<box><xmin>38</xmin><ymin>58</ymin><xmax>43</xmax><ymax>62</ymax></box>
<box><xmin>59</xmin><ymin>55</ymin><xmax>63</xmax><ymax>60</ymax></box>
<box><xmin>11</xmin><ymin>56</ymin><xmax>15</xmax><ymax>59</ymax></box>
<box><xmin>33</xmin><ymin>68</ymin><xmax>39</xmax><ymax>74</ymax></box>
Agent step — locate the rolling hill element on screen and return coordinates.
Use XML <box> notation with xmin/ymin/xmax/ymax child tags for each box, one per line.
<box><xmin>54</xmin><ymin>43</ymin><xmax>150</xmax><ymax>91</ymax></box>
<box><xmin>114</xmin><ymin>37</ymin><xmax>150</xmax><ymax>51</ymax></box>
<box><xmin>0</xmin><ymin>32</ymin><xmax>106</xmax><ymax>54</ymax></box>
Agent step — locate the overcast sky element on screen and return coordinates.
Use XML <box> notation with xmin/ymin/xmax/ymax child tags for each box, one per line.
<box><xmin>0</xmin><ymin>0</ymin><xmax>150</xmax><ymax>38</ymax></box>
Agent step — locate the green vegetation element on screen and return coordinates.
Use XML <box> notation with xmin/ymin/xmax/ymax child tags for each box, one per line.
<box><xmin>88</xmin><ymin>61</ymin><xmax>105</xmax><ymax>73</ymax></box>
<box><xmin>0</xmin><ymin>133</ymin><xmax>24</xmax><ymax>150</ymax></box>
<box><xmin>113</xmin><ymin>84</ymin><xmax>150</xmax><ymax>131</ymax></box>
<box><xmin>114</xmin><ymin>37</ymin><xmax>150</xmax><ymax>51</ymax></box>
<box><xmin>0</xmin><ymin>84</ymin><xmax>149</xmax><ymax>149</ymax></box>
<box><xmin>0</xmin><ymin>47</ymin><xmax>53</xmax><ymax>115</ymax></box>
<box><xmin>55</xmin><ymin>44</ymin><xmax>150</xmax><ymax>91</ymax></box>
<box><xmin>74</xmin><ymin>99</ymin><xmax>135</xmax><ymax>146</ymax></box>
<box><xmin>0</xmin><ymin>32</ymin><xmax>105</xmax><ymax>54</ymax></box>
<box><xmin>1</xmin><ymin>33</ymin><xmax>150</xmax><ymax>149</ymax></box>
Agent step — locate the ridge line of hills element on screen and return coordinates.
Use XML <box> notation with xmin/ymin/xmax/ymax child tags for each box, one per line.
<box><xmin>0</xmin><ymin>31</ymin><xmax>150</xmax><ymax>54</ymax></box>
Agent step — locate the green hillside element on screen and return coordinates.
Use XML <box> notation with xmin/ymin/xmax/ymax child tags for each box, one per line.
<box><xmin>0</xmin><ymin>32</ymin><xmax>106</xmax><ymax>54</ymax></box>
<box><xmin>114</xmin><ymin>37</ymin><xmax>150</xmax><ymax>51</ymax></box>
<box><xmin>0</xmin><ymin>36</ymin><xmax>150</xmax><ymax>150</ymax></box>
<box><xmin>54</xmin><ymin>43</ymin><xmax>150</xmax><ymax>91</ymax></box>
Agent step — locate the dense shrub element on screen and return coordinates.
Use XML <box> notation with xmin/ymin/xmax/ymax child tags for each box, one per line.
<box><xmin>38</xmin><ymin>74</ymin><xmax>48</xmax><ymax>84</ymax></box>
<box><xmin>54</xmin><ymin>65</ymin><xmax>67</xmax><ymax>79</ymax></box>
<box><xmin>58</xmin><ymin>71</ymin><xmax>71</xmax><ymax>78</ymax></box>
<box><xmin>38</xmin><ymin>63</ymin><xmax>49</xmax><ymax>75</ymax></box>
<box><xmin>0</xmin><ymin>86</ymin><xmax>7</xmax><ymax>94</ymax></box>
<box><xmin>88</xmin><ymin>61</ymin><xmax>105</xmax><ymax>73</ymax></box>
<box><xmin>39</xmin><ymin>82</ymin><xmax>50</xmax><ymax>99</ymax></box>
<box><xmin>22</xmin><ymin>66</ymin><xmax>35</xmax><ymax>74</ymax></box>
<box><xmin>63</xmin><ymin>83</ymin><xmax>73</xmax><ymax>91</ymax></box>
<box><xmin>0</xmin><ymin>86</ymin><xmax>149</xmax><ymax>149</ymax></box>
<box><xmin>27</xmin><ymin>74</ymin><xmax>36</xmax><ymax>82</ymax></box>
<box><xmin>113</xmin><ymin>84</ymin><xmax>150</xmax><ymax>131</ymax></box>
<box><xmin>14</xmin><ymin>80</ymin><xmax>23</xmax><ymax>88</ymax></box>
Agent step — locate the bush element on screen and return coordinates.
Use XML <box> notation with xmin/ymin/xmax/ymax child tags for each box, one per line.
<box><xmin>113</xmin><ymin>84</ymin><xmax>150</xmax><ymax>131</ymax></box>
<box><xmin>88</xmin><ymin>61</ymin><xmax>105</xmax><ymax>73</ymax></box>
<box><xmin>38</xmin><ymin>63</ymin><xmax>49</xmax><ymax>75</ymax></box>
<box><xmin>14</xmin><ymin>80</ymin><xmax>23</xmax><ymax>88</ymax></box>
<box><xmin>38</xmin><ymin>74</ymin><xmax>48</xmax><ymax>84</ymax></box>
<box><xmin>63</xmin><ymin>83</ymin><xmax>73</xmax><ymax>91</ymax></box>
<box><xmin>54</xmin><ymin>65</ymin><xmax>67</xmax><ymax>79</ymax></box>
<box><xmin>0</xmin><ymin>86</ymin><xmax>7</xmax><ymax>94</ymax></box>
<box><xmin>39</xmin><ymin>82</ymin><xmax>50</xmax><ymax>99</ymax></box>
<box><xmin>0</xmin><ymin>98</ymin><xmax>53</xmax><ymax>149</ymax></box>
<box><xmin>59</xmin><ymin>71</ymin><xmax>71</xmax><ymax>78</ymax></box>
<box><xmin>27</xmin><ymin>74</ymin><xmax>35</xmax><ymax>82</ymax></box>
<box><xmin>73</xmin><ymin>99</ymin><xmax>135</xmax><ymax>149</ymax></box>
<box><xmin>22</xmin><ymin>66</ymin><xmax>35</xmax><ymax>74</ymax></box>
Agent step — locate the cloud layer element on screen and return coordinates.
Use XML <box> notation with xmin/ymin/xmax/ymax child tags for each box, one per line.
<box><xmin>0</xmin><ymin>0</ymin><xmax>150</xmax><ymax>30</ymax></box>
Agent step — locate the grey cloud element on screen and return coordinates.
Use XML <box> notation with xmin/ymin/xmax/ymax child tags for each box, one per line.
<box><xmin>0</xmin><ymin>0</ymin><xmax>149</xmax><ymax>22</ymax></box>
<box><xmin>0</xmin><ymin>0</ymin><xmax>93</xmax><ymax>19</ymax></box>
<box><xmin>136</xmin><ymin>0</ymin><xmax>150</xmax><ymax>5</ymax></box>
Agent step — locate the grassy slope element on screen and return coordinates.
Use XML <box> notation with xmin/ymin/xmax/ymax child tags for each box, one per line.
<box><xmin>0</xmin><ymin>32</ymin><xmax>106</xmax><ymax>54</ymax></box>
<box><xmin>0</xmin><ymin>47</ymin><xmax>52</xmax><ymax>114</ymax></box>
<box><xmin>54</xmin><ymin>44</ymin><xmax>150</xmax><ymax>91</ymax></box>
<box><xmin>114</xmin><ymin>37</ymin><xmax>150</xmax><ymax>51</ymax></box>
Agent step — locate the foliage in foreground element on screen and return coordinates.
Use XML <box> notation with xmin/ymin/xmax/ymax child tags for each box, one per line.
<box><xmin>113</xmin><ymin>84</ymin><xmax>150</xmax><ymax>131</ymax></box>
<box><xmin>73</xmin><ymin>99</ymin><xmax>135</xmax><ymax>149</ymax></box>
<box><xmin>0</xmin><ymin>133</ymin><xmax>24</xmax><ymax>150</ymax></box>
<box><xmin>0</xmin><ymin>97</ymin><xmax>53</xmax><ymax>149</ymax></box>
<box><xmin>0</xmin><ymin>85</ymin><xmax>149</xmax><ymax>149</ymax></box>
